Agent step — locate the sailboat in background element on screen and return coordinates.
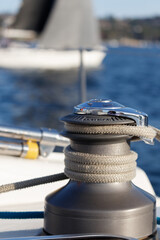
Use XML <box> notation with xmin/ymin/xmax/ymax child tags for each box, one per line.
<box><xmin>0</xmin><ymin>0</ymin><xmax>106</xmax><ymax>70</ymax></box>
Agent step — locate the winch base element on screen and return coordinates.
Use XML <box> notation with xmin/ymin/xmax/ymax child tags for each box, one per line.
<box><xmin>44</xmin><ymin>180</ymin><xmax>156</xmax><ymax>239</ymax></box>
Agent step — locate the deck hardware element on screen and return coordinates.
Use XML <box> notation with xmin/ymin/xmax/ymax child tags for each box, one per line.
<box><xmin>44</xmin><ymin>98</ymin><xmax>156</xmax><ymax>239</ymax></box>
<box><xmin>0</xmin><ymin>126</ymin><xmax>69</xmax><ymax>158</ymax></box>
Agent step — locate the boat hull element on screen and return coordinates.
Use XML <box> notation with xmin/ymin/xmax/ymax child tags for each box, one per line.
<box><xmin>0</xmin><ymin>48</ymin><xmax>105</xmax><ymax>70</ymax></box>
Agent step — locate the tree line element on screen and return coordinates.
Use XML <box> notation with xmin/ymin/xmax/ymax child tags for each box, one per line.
<box><xmin>99</xmin><ymin>16</ymin><xmax>160</xmax><ymax>41</ymax></box>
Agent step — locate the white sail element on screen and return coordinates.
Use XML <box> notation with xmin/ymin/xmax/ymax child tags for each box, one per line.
<box><xmin>39</xmin><ymin>0</ymin><xmax>101</xmax><ymax>49</ymax></box>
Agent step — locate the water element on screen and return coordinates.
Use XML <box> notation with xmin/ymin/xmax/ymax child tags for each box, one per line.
<box><xmin>1</xmin><ymin>46</ymin><xmax>160</xmax><ymax>195</ymax></box>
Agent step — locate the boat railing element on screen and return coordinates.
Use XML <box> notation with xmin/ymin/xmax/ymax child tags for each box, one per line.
<box><xmin>0</xmin><ymin>125</ymin><xmax>69</xmax><ymax>159</ymax></box>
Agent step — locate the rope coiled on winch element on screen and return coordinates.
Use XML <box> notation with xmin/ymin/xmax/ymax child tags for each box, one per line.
<box><xmin>65</xmin><ymin>123</ymin><xmax>157</xmax><ymax>139</ymax></box>
<box><xmin>65</xmin><ymin>146</ymin><xmax>137</xmax><ymax>183</ymax></box>
<box><xmin>64</xmin><ymin>123</ymin><xmax>160</xmax><ymax>183</ymax></box>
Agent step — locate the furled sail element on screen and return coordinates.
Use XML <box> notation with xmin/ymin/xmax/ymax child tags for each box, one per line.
<box><xmin>39</xmin><ymin>0</ymin><xmax>101</xmax><ymax>49</ymax></box>
<box><xmin>12</xmin><ymin>0</ymin><xmax>55</xmax><ymax>33</ymax></box>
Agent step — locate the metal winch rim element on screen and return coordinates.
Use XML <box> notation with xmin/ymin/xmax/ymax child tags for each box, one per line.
<box><xmin>61</xmin><ymin>114</ymin><xmax>135</xmax><ymax>126</ymax></box>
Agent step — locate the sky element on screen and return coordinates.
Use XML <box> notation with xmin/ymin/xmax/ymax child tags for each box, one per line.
<box><xmin>93</xmin><ymin>0</ymin><xmax>160</xmax><ymax>18</ymax></box>
<box><xmin>0</xmin><ymin>0</ymin><xmax>160</xmax><ymax>19</ymax></box>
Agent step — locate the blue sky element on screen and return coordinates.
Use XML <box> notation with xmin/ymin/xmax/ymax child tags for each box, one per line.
<box><xmin>0</xmin><ymin>0</ymin><xmax>160</xmax><ymax>19</ymax></box>
<box><xmin>93</xmin><ymin>0</ymin><xmax>160</xmax><ymax>18</ymax></box>
<box><xmin>0</xmin><ymin>0</ymin><xmax>21</xmax><ymax>14</ymax></box>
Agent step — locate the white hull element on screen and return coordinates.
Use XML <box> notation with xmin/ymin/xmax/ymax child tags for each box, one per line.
<box><xmin>0</xmin><ymin>48</ymin><xmax>105</xmax><ymax>70</ymax></box>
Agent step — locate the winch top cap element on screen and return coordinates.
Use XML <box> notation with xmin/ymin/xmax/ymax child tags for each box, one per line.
<box><xmin>74</xmin><ymin>99</ymin><xmax>148</xmax><ymax>126</ymax></box>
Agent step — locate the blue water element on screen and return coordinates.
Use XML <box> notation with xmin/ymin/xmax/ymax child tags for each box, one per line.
<box><xmin>1</xmin><ymin>46</ymin><xmax>160</xmax><ymax>195</ymax></box>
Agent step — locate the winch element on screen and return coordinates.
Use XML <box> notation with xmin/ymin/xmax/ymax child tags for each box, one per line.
<box><xmin>44</xmin><ymin>99</ymin><xmax>156</xmax><ymax>239</ymax></box>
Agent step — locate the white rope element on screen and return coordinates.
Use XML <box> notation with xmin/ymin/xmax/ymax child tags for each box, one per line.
<box><xmin>64</xmin><ymin>123</ymin><xmax>160</xmax><ymax>183</ymax></box>
<box><xmin>65</xmin><ymin>123</ymin><xmax>158</xmax><ymax>141</ymax></box>
<box><xmin>64</xmin><ymin>146</ymin><xmax>137</xmax><ymax>183</ymax></box>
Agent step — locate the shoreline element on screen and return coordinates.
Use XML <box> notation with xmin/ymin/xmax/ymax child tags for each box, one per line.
<box><xmin>103</xmin><ymin>38</ymin><xmax>160</xmax><ymax>48</ymax></box>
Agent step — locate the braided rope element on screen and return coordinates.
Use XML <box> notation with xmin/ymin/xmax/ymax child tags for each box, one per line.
<box><xmin>65</xmin><ymin>146</ymin><xmax>137</xmax><ymax>165</ymax></box>
<box><xmin>64</xmin><ymin>123</ymin><xmax>160</xmax><ymax>183</ymax></box>
<box><xmin>65</xmin><ymin>123</ymin><xmax>158</xmax><ymax>141</ymax></box>
<box><xmin>64</xmin><ymin>146</ymin><xmax>137</xmax><ymax>183</ymax></box>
